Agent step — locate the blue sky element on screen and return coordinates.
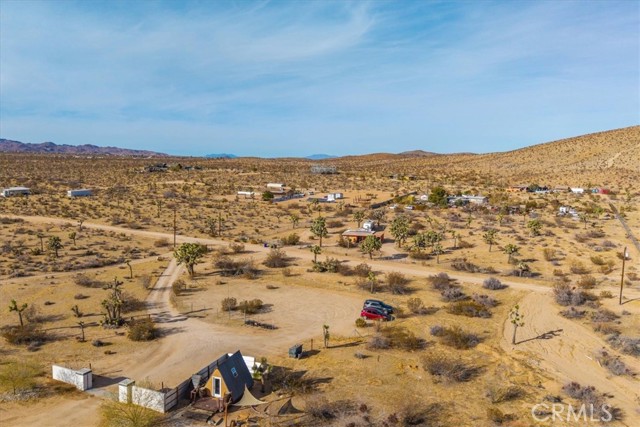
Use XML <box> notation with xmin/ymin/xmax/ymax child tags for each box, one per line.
<box><xmin>1</xmin><ymin>0</ymin><xmax>638</xmax><ymax>157</ymax></box>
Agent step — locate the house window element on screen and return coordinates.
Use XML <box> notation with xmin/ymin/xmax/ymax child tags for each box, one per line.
<box><xmin>213</xmin><ymin>377</ymin><xmax>221</xmax><ymax>397</ymax></box>
<box><xmin>231</xmin><ymin>367</ymin><xmax>238</xmax><ymax>378</ymax></box>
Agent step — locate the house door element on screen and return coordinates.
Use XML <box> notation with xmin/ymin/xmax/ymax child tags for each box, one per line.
<box><xmin>213</xmin><ymin>377</ymin><xmax>221</xmax><ymax>397</ymax></box>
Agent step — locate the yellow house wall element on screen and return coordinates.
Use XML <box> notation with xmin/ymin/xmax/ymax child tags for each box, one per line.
<box><xmin>204</xmin><ymin>368</ymin><xmax>228</xmax><ymax>397</ymax></box>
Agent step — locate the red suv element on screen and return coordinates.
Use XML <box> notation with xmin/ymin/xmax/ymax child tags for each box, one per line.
<box><xmin>360</xmin><ymin>307</ymin><xmax>391</xmax><ymax>321</ymax></box>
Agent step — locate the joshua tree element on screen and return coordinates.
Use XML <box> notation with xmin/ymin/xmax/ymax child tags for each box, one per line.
<box><xmin>482</xmin><ymin>229</ymin><xmax>498</xmax><ymax>252</ymax></box>
<box><xmin>102</xmin><ymin>278</ymin><xmax>124</xmax><ymax>326</ymax></box>
<box><xmin>78</xmin><ymin>321</ymin><xmax>86</xmax><ymax>342</ymax></box>
<box><xmin>390</xmin><ymin>215</ymin><xmax>410</xmax><ymax>247</ymax></box>
<box><xmin>174</xmin><ymin>243</ymin><xmax>207</xmax><ymax>277</ymax></box>
<box><xmin>353</xmin><ymin>211</ymin><xmax>366</xmax><ymax>228</ymax></box>
<box><xmin>205</xmin><ymin>217</ymin><xmax>218</xmax><ymax>236</ymax></box>
<box><xmin>449</xmin><ymin>230</ymin><xmax>459</xmax><ymax>249</ymax></box>
<box><xmin>367</xmin><ymin>271</ymin><xmax>378</xmax><ymax>293</ymax></box>
<box><xmin>310</xmin><ymin>245</ymin><xmax>321</xmax><ymax>263</ymax></box>
<box><xmin>361</xmin><ymin>235</ymin><xmax>382</xmax><ymax>260</ymax></box>
<box><xmin>517</xmin><ymin>262</ymin><xmax>530</xmax><ymax>277</ymax></box>
<box><xmin>503</xmin><ymin>243</ymin><xmax>520</xmax><ymax>263</ymax></box>
<box><xmin>68</xmin><ymin>231</ymin><xmax>77</xmax><ymax>247</ymax></box>
<box><xmin>9</xmin><ymin>299</ymin><xmax>27</xmax><ymax>327</ymax></box>
<box><xmin>323</xmin><ymin>324</ymin><xmax>330</xmax><ymax>348</ymax></box>
<box><xmin>289</xmin><ymin>214</ymin><xmax>300</xmax><ymax>229</ymax></box>
<box><xmin>509</xmin><ymin>305</ymin><xmax>525</xmax><ymax>345</ymax></box>
<box><xmin>578</xmin><ymin>213</ymin><xmax>590</xmax><ymax>229</ymax></box>
<box><xmin>71</xmin><ymin>304</ymin><xmax>83</xmax><ymax>318</ymax></box>
<box><xmin>310</xmin><ymin>216</ymin><xmax>328</xmax><ymax>247</ymax></box>
<box><xmin>125</xmin><ymin>259</ymin><xmax>133</xmax><ymax>279</ymax></box>
<box><xmin>36</xmin><ymin>232</ymin><xmax>44</xmax><ymax>252</ymax></box>
<box><xmin>77</xmin><ymin>218</ymin><xmax>85</xmax><ymax>231</ymax></box>
<box><xmin>433</xmin><ymin>242</ymin><xmax>444</xmax><ymax>264</ymax></box>
<box><xmin>527</xmin><ymin>219</ymin><xmax>542</xmax><ymax>237</ymax></box>
<box><xmin>371</xmin><ymin>209</ymin><xmax>386</xmax><ymax>227</ymax></box>
<box><xmin>47</xmin><ymin>236</ymin><xmax>63</xmax><ymax>258</ymax></box>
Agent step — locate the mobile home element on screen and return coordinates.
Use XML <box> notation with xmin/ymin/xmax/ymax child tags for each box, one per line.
<box><xmin>1</xmin><ymin>187</ymin><xmax>30</xmax><ymax>197</ymax></box>
<box><xmin>67</xmin><ymin>189</ymin><xmax>93</xmax><ymax>198</ymax></box>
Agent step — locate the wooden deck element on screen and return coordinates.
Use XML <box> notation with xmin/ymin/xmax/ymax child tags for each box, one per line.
<box><xmin>192</xmin><ymin>397</ymin><xmax>224</xmax><ymax>412</ymax></box>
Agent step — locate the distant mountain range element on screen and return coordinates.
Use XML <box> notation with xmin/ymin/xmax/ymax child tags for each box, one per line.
<box><xmin>305</xmin><ymin>153</ymin><xmax>337</xmax><ymax>160</ymax></box>
<box><xmin>205</xmin><ymin>153</ymin><xmax>238</xmax><ymax>159</ymax></box>
<box><xmin>0</xmin><ymin>139</ymin><xmax>166</xmax><ymax>157</ymax></box>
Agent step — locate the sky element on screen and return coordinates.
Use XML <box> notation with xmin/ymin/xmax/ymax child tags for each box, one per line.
<box><xmin>0</xmin><ymin>0</ymin><xmax>638</xmax><ymax>157</ymax></box>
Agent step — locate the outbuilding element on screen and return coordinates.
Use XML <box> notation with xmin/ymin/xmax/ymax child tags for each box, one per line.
<box><xmin>203</xmin><ymin>351</ymin><xmax>255</xmax><ymax>403</ymax></box>
<box><xmin>67</xmin><ymin>189</ymin><xmax>93</xmax><ymax>198</ymax></box>
<box><xmin>1</xmin><ymin>187</ymin><xmax>30</xmax><ymax>197</ymax></box>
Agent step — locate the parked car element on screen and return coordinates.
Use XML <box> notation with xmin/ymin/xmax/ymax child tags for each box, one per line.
<box><xmin>360</xmin><ymin>307</ymin><xmax>392</xmax><ymax>321</ymax></box>
<box><xmin>364</xmin><ymin>299</ymin><xmax>394</xmax><ymax>314</ymax></box>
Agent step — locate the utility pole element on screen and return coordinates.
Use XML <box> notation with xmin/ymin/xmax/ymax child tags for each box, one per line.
<box><xmin>619</xmin><ymin>246</ymin><xmax>628</xmax><ymax>305</ymax></box>
<box><xmin>173</xmin><ymin>205</ymin><xmax>177</xmax><ymax>249</ymax></box>
<box><xmin>218</xmin><ymin>211</ymin><xmax>223</xmax><ymax>237</ymax></box>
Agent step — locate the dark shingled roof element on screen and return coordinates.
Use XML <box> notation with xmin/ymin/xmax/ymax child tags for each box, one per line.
<box><xmin>214</xmin><ymin>351</ymin><xmax>254</xmax><ymax>403</ymax></box>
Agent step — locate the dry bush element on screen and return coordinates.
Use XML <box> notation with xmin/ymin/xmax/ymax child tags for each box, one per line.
<box><xmin>553</xmin><ymin>283</ymin><xmax>598</xmax><ymax>306</ymax></box>
<box><xmin>139</xmin><ymin>274</ymin><xmax>153</xmax><ymax>290</ymax></box>
<box><xmin>221</xmin><ymin>297</ymin><xmax>237</xmax><ymax>312</ymax></box>
<box><xmin>228</xmin><ymin>242</ymin><xmax>245</xmax><ymax>253</ymax></box>
<box><xmin>607</xmin><ymin>336</ymin><xmax>640</xmax><ymax>357</ymax></box>
<box><xmin>486</xmin><ymin>385</ymin><xmax>526</xmax><ymax>403</ymax></box>
<box><xmin>569</xmin><ymin>261</ymin><xmax>590</xmax><ymax>275</ymax></box>
<box><xmin>593</xmin><ymin>322</ymin><xmax>621</xmax><ymax>335</ymax></box>
<box><xmin>312</xmin><ymin>257</ymin><xmax>341</xmax><ymax>273</ymax></box>
<box><xmin>1</xmin><ymin>324</ymin><xmax>48</xmax><ymax>346</ymax></box>
<box><xmin>127</xmin><ymin>318</ymin><xmax>157</xmax><ymax>341</ymax></box>
<box><xmin>561</xmin><ymin>382</ymin><xmax>623</xmax><ymax>421</ymax></box>
<box><xmin>237</xmin><ymin>299</ymin><xmax>263</xmax><ymax>314</ymax></box>
<box><xmin>590</xmin><ymin>255</ymin><xmax>606</xmax><ymax>266</ymax></box>
<box><xmin>214</xmin><ymin>256</ymin><xmax>259</xmax><ymax>278</ymax></box>
<box><xmin>355</xmin><ymin>318</ymin><xmax>367</xmax><ymax>328</ymax></box>
<box><xmin>430</xmin><ymin>325</ymin><xmax>480</xmax><ymax>349</ymax></box>
<box><xmin>389</xmin><ymin>402</ymin><xmax>448</xmax><ymax>427</ymax></box>
<box><xmin>171</xmin><ymin>279</ymin><xmax>185</xmax><ymax>296</ymax></box>
<box><xmin>543</xmin><ymin>248</ymin><xmax>557</xmax><ymax>261</ymax></box>
<box><xmin>471</xmin><ymin>293</ymin><xmax>498</xmax><ymax>308</ymax></box>
<box><xmin>263</xmin><ymin>248</ymin><xmax>289</xmax><ymax>268</ymax></box>
<box><xmin>281</xmin><ymin>233</ymin><xmax>300</xmax><ymax>246</ymax></box>
<box><xmin>447</xmin><ymin>300</ymin><xmax>491</xmax><ymax>318</ymax></box>
<box><xmin>366</xmin><ymin>334</ymin><xmax>391</xmax><ymax>350</ymax></box>
<box><xmin>559</xmin><ymin>307</ymin><xmax>586</xmax><ymax>319</ymax></box>
<box><xmin>386</xmin><ymin>272</ymin><xmax>410</xmax><ymax>295</ymax></box>
<box><xmin>421</xmin><ymin>354</ymin><xmax>481</xmax><ymax>382</ymax></box>
<box><xmin>451</xmin><ymin>257</ymin><xmax>480</xmax><ymax>273</ymax></box>
<box><xmin>74</xmin><ymin>274</ymin><xmax>108</xmax><ymax>288</ymax></box>
<box><xmin>406</xmin><ymin>298</ymin><xmax>437</xmax><ymax>315</ymax></box>
<box><xmin>595</xmin><ymin>349</ymin><xmax>633</xmax><ymax>376</ymax></box>
<box><xmin>599</xmin><ymin>290</ymin><xmax>613</xmax><ymax>299</ymax></box>
<box><xmin>590</xmin><ymin>308</ymin><xmax>619</xmax><ymax>323</ymax></box>
<box><xmin>305</xmin><ymin>396</ymin><xmax>355</xmax><ymax>421</ymax></box>
<box><xmin>576</xmin><ymin>275</ymin><xmax>597</xmax><ymax>289</ymax></box>
<box><xmin>153</xmin><ymin>238</ymin><xmax>169</xmax><ymax>247</ymax></box>
<box><xmin>483</xmin><ymin>277</ymin><xmax>507</xmax><ymax>290</ymax></box>
<box><xmin>429</xmin><ymin>273</ymin><xmax>454</xmax><ymax>290</ymax></box>
<box><xmin>486</xmin><ymin>407</ymin><xmax>516</xmax><ymax>424</ymax></box>
<box><xmin>353</xmin><ymin>263</ymin><xmax>372</xmax><ymax>278</ymax></box>
<box><xmin>440</xmin><ymin>287</ymin><xmax>467</xmax><ymax>302</ymax></box>
<box><xmin>370</xmin><ymin>326</ymin><xmax>426</xmax><ymax>351</ymax></box>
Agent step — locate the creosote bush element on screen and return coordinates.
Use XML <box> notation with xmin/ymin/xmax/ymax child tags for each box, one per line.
<box><xmin>263</xmin><ymin>248</ymin><xmax>289</xmax><ymax>268</ymax></box>
<box><xmin>430</xmin><ymin>325</ymin><xmax>480</xmax><ymax>349</ymax></box>
<box><xmin>447</xmin><ymin>300</ymin><xmax>491</xmax><ymax>318</ymax></box>
<box><xmin>221</xmin><ymin>297</ymin><xmax>237</xmax><ymax>311</ymax></box>
<box><xmin>483</xmin><ymin>277</ymin><xmax>507</xmax><ymax>290</ymax></box>
<box><xmin>127</xmin><ymin>318</ymin><xmax>157</xmax><ymax>341</ymax></box>
<box><xmin>421</xmin><ymin>354</ymin><xmax>481</xmax><ymax>382</ymax></box>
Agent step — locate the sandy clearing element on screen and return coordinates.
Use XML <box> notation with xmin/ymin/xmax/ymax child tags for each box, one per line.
<box><xmin>501</xmin><ymin>292</ymin><xmax>640</xmax><ymax>424</ymax></box>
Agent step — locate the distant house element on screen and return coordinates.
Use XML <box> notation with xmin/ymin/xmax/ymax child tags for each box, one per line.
<box><xmin>1</xmin><ymin>187</ymin><xmax>30</xmax><ymax>197</ymax></box>
<box><xmin>237</xmin><ymin>191</ymin><xmax>255</xmax><ymax>198</ymax></box>
<box><xmin>507</xmin><ymin>185</ymin><xmax>528</xmax><ymax>193</ymax></box>
<box><xmin>67</xmin><ymin>189</ymin><xmax>93</xmax><ymax>198</ymax></box>
<box><xmin>341</xmin><ymin>225</ymin><xmax>385</xmax><ymax>244</ymax></box>
<box><xmin>203</xmin><ymin>351</ymin><xmax>254</xmax><ymax>404</ymax></box>
<box><xmin>553</xmin><ymin>186</ymin><xmax>570</xmax><ymax>193</ymax></box>
<box><xmin>266</xmin><ymin>183</ymin><xmax>285</xmax><ymax>194</ymax></box>
<box><xmin>570</xmin><ymin>188</ymin><xmax>585</xmax><ymax>194</ymax></box>
<box><xmin>311</xmin><ymin>165</ymin><xmax>337</xmax><ymax>174</ymax></box>
<box><xmin>447</xmin><ymin>195</ymin><xmax>488</xmax><ymax>206</ymax></box>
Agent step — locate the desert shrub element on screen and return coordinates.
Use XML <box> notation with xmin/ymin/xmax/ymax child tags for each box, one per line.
<box><xmin>576</xmin><ymin>275</ymin><xmax>597</xmax><ymax>289</ymax></box>
<box><xmin>215</xmin><ymin>256</ymin><xmax>259</xmax><ymax>278</ymax></box>
<box><xmin>0</xmin><ymin>359</ymin><xmax>41</xmax><ymax>395</ymax></box>
<box><xmin>171</xmin><ymin>279</ymin><xmax>185</xmax><ymax>296</ymax></box>
<box><xmin>281</xmin><ymin>267</ymin><xmax>292</xmax><ymax>277</ymax></box>
<box><xmin>366</xmin><ymin>334</ymin><xmax>391</xmax><ymax>350</ymax></box>
<box><xmin>237</xmin><ymin>299</ymin><xmax>263</xmax><ymax>314</ymax></box>
<box><xmin>353</xmin><ymin>263</ymin><xmax>372</xmax><ymax>278</ymax></box>
<box><xmin>1</xmin><ymin>324</ymin><xmax>48</xmax><ymax>345</ymax></box>
<box><xmin>486</xmin><ymin>385</ymin><xmax>525</xmax><ymax>403</ymax></box>
<box><xmin>355</xmin><ymin>318</ymin><xmax>367</xmax><ymax>328</ymax></box>
<box><xmin>153</xmin><ymin>238</ymin><xmax>170</xmax><ymax>247</ymax></box>
<box><xmin>457</xmin><ymin>239</ymin><xmax>474</xmax><ymax>249</ymax></box>
<box><xmin>472</xmin><ymin>293</ymin><xmax>498</xmax><ymax>308</ymax></box>
<box><xmin>542</xmin><ymin>248</ymin><xmax>557</xmax><ymax>261</ymax></box>
<box><xmin>121</xmin><ymin>293</ymin><xmax>146</xmax><ymax>313</ymax></box>
<box><xmin>447</xmin><ymin>300</ymin><xmax>491</xmax><ymax>318</ymax></box>
<box><xmin>228</xmin><ymin>242</ymin><xmax>245</xmax><ymax>253</ymax></box>
<box><xmin>560</xmin><ymin>307</ymin><xmax>586</xmax><ymax>319</ymax></box>
<box><xmin>74</xmin><ymin>274</ymin><xmax>107</xmax><ymax>288</ymax></box>
<box><xmin>409</xmin><ymin>250</ymin><xmax>431</xmax><ymax>260</ymax></box>
<box><xmin>127</xmin><ymin>318</ymin><xmax>157</xmax><ymax>341</ymax></box>
<box><xmin>221</xmin><ymin>297</ymin><xmax>237</xmax><ymax>312</ymax></box>
<box><xmin>23</xmin><ymin>304</ymin><xmax>43</xmax><ymax>324</ymax></box>
<box><xmin>381</xmin><ymin>326</ymin><xmax>425</xmax><ymax>350</ymax></box>
<box><xmin>429</xmin><ymin>273</ymin><xmax>453</xmax><ymax>290</ymax></box>
<box><xmin>553</xmin><ymin>283</ymin><xmax>595</xmax><ymax>306</ymax></box>
<box><xmin>264</xmin><ymin>248</ymin><xmax>289</xmax><ymax>268</ymax></box>
<box><xmin>590</xmin><ymin>255</ymin><xmax>606</xmax><ymax>265</ymax></box>
<box><xmin>590</xmin><ymin>308</ymin><xmax>619</xmax><ymax>323</ymax></box>
<box><xmin>569</xmin><ymin>261</ymin><xmax>590</xmax><ymax>274</ymax></box>
<box><xmin>421</xmin><ymin>354</ymin><xmax>481</xmax><ymax>382</ymax></box>
<box><xmin>561</xmin><ymin>382</ymin><xmax>623</xmax><ymax>421</ymax></box>
<box><xmin>440</xmin><ymin>287</ymin><xmax>467</xmax><ymax>302</ymax></box>
<box><xmin>599</xmin><ymin>290</ymin><xmax>613</xmax><ymax>299</ymax></box>
<box><xmin>431</xmin><ymin>325</ymin><xmax>480</xmax><ymax>349</ymax></box>
<box><xmin>386</xmin><ymin>272</ymin><xmax>410</xmax><ymax>295</ymax></box>
<box><xmin>336</xmin><ymin>263</ymin><xmax>353</xmax><ymax>276</ymax></box>
<box><xmin>486</xmin><ymin>407</ymin><xmax>516</xmax><ymax>424</ymax></box>
<box><xmin>304</xmin><ymin>396</ymin><xmax>341</xmax><ymax>421</ymax></box>
<box><xmin>593</xmin><ymin>322</ymin><xmax>621</xmax><ymax>335</ymax></box>
<box><xmin>393</xmin><ymin>402</ymin><xmax>447</xmax><ymax>427</ymax></box>
<box><xmin>326</xmin><ymin>220</ymin><xmax>344</xmax><ymax>228</ymax></box>
<box><xmin>139</xmin><ymin>274</ymin><xmax>153</xmax><ymax>290</ymax></box>
<box><xmin>312</xmin><ymin>257</ymin><xmax>341</xmax><ymax>273</ymax></box>
<box><xmin>281</xmin><ymin>233</ymin><xmax>300</xmax><ymax>246</ymax></box>
<box><xmin>451</xmin><ymin>257</ymin><xmax>480</xmax><ymax>273</ymax></box>
<box><xmin>483</xmin><ymin>277</ymin><xmax>507</xmax><ymax>290</ymax></box>
<box><xmin>607</xmin><ymin>336</ymin><xmax>640</xmax><ymax>357</ymax></box>
<box><xmin>595</xmin><ymin>349</ymin><xmax>632</xmax><ymax>376</ymax></box>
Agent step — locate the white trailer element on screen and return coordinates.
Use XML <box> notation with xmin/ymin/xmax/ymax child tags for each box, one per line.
<box><xmin>1</xmin><ymin>187</ymin><xmax>30</xmax><ymax>197</ymax></box>
<box><xmin>67</xmin><ymin>189</ymin><xmax>93</xmax><ymax>197</ymax></box>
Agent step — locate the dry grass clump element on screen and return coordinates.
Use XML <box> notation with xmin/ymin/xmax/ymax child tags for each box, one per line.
<box><xmin>450</xmin><ymin>257</ymin><xmax>480</xmax><ymax>273</ymax></box>
<box><xmin>447</xmin><ymin>300</ymin><xmax>491</xmax><ymax>318</ymax></box>
<box><xmin>486</xmin><ymin>407</ymin><xmax>516</xmax><ymax>424</ymax></box>
<box><xmin>406</xmin><ymin>298</ymin><xmax>438</xmax><ymax>315</ymax></box>
<box><xmin>486</xmin><ymin>385</ymin><xmax>526</xmax><ymax>403</ymax></box>
<box><xmin>74</xmin><ymin>274</ymin><xmax>108</xmax><ymax>288</ymax></box>
<box><xmin>386</xmin><ymin>401</ymin><xmax>448</xmax><ymax>427</ymax></box>
<box><xmin>304</xmin><ymin>396</ymin><xmax>356</xmax><ymax>422</ymax></box>
<box><xmin>368</xmin><ymin>326</ymin><xmax>426</xmax><ymax>351</ymax></box>
<box><xmin>429</xmin><ymin>325</ymin><xmax>480</xmax><ymax>349</ymax></box>
<box><xmin>607</xmin><ymin>335</ymin><xmax>640</xmax><ymax>357</ymax></box>
<box><xmin>263</xmin><ymin>248</ymin><xmax>289</xmax><ymax>268</ymax></box>
<box><xmin>214</xmin><ymin>256</ymin><xmax>259</xmax><ymax>278</ymax></box>
<box><xmin>576</xmin><ymin>275</ymin><xmax>597</xmax><ymax>289</ymax></box>
<box><xmin>559</xmin><ymin>307</ymin><xmax>587</xmax><ymax>319</ymax></box>
<box><xmin>428</xmin><ymin>273</ymin><xmax>453</xmax><ymax>290</ymax></box>
<box><xmin>590</xmin><ymin>308</ymin><xmax>619</xmax><ymax>323</ymax></box>
<box><xmin>553</xmin><ymin>283</ymin><xmax>598</xmax><ymax>307</ymax></box>
<box><xmin>471</xmin><ymin>293</ymin><xmax>498</xmax><ymax>308</ymax></box>
<box><xmin>385</xmin><ymin>272</ymin><xmax>411</xmax><ymax>295</ymax></box>
<box><xmin>1</xmin><ymin>324</ymin><xmax>48</xmax><ymax>347</ymax></box>
<box><xmin>127</xmin><ymin>318</ymin><xmax>157</xmax><ymax>341</ymax></box>
<box><xmin>421</xmin><ymin>354</ymin><xmax>481</xmax><ymax>382</ymax></box>
<box><xmin>561</xmin><ymin>382</ymin><xmax>623</xmax><ymax>421</ymax></box>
